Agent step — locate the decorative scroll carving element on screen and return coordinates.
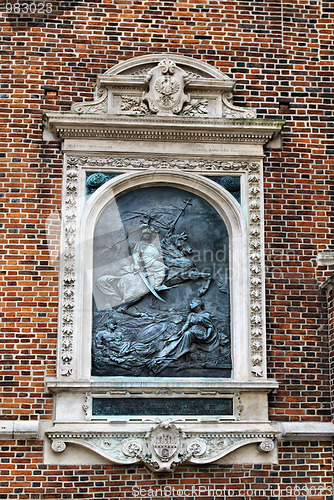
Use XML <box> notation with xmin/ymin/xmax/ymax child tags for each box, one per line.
<box><xmin>71</xmin><ymin>89</ymin><xmax>108</xmax><ymax>114</ymax></box>
<box><xmin>47</xmin><ymin>422</ymin><xmax>276</xmax><ymax>472</ymax></box>
<box><xmin>222</xmin><ymin>93</ymin><xmax>256</xmax><ymax>119</ymax></box>
<box><xmin>65</xmin><ymin>56</ymin><xmax>259</xmax><ymax>119</ymax></box>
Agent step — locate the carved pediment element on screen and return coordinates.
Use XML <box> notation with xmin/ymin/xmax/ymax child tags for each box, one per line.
<box><xmin>71</xmin><ymin>54</ymin><xmax>256</xmax><ymax>119</ymax></box>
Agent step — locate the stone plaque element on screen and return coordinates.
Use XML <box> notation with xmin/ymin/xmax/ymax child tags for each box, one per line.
<box><xmin>92</xmin><ymin>186</ymin><xmax>231</xmax><ymax>377</ymax></box>
<box><xmin>92</xmin><ymin>397</ymin><xmax>234</xmax><ymax>416</ymax></box>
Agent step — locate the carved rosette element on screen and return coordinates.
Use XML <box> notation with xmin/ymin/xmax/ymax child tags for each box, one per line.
<box><xmin>60</xmin><ymin>156</ymin><xmax>79</xmax><ymax>377</ymax></box>
<box><xmin>247</xmin><ymin>162</ymin><xmax>264</xmax><ymax>377</ymax></box>
<box><xmin>47</xmin><ymin>423</ymin><xmax>276</xmax><ymax>472</ymax></box>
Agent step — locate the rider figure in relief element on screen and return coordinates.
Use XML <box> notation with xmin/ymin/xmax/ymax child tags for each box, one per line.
<box><xmin>96</xmin><ymin>224</ymin><xmax>166</xmax><ymax>306</ymax></box>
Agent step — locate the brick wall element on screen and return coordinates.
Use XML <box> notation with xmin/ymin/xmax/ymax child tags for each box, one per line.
<box><xmin>1</xmin><ymin>0</ymin><xmax>333</xmax><ymax>497</ymax></box>
<box><xmin>0</xmin><ymin>441</ymin><xmax>333</xmax><ymax>499</ymax></box>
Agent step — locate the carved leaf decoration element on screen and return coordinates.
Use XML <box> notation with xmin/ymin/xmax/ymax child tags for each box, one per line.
<box><xmin>250</xmin><ymin>200</ymin><xmax>260</xmax><ymax>209</ymax></box>
<box><xmin>248</xmin><ymin>174</ymin><xmax>260</xmax><ymax>182</ymax></box>
<box><xmin>121</xmin><ymin>96</ymin><xmax>149</xmax><ymax>115</ymax></box>
<box><xmin>65</xmin><ymin>221</ymin><xmax>76</xmax><ymax>232</ymax></box>
<box><xmin>62</xmin><ymin>324</ymin><xmax>73</xmax><ymax>334</ymax></box>
<box><xmin>250</xmin><ymin>239</ymin><xmax>261</xmax><ymax>248</ymax></box>
<box><xmin>61</xmin><ymin>353</ymin><xmax>72</xmax><ymax>364</ymax></box>
<box><xmin>182</xmin><ymin>99</ymin><xmax>208</xmax><ymax>116</ymax></box>
<box><xmin>251</xmin><ymin>302</ymin><xmax>261</xmax><ymax>312</ymax></box>
<box><xmin>252</xmin><ymin>353</ymin><xmax>262</xmax><ymax>363</ymax></box>
<box><xmin>252</xmin><ymin>365</ymin><xmax>263</xmax><ymax>377</ymax></box>
<box><xmin>62</xmin><ymin>313</ymin><xmax>72</xmax><ymax>323</ymax></box>
<box><xmin>61</xmin><ymin>368</ymin><xmax>73</xmax><ymax>377</ymax></box>
<box><xmin>251</xmin><ymin>263</ymin><xmax>261</xmax><ymax>274</ymax></box>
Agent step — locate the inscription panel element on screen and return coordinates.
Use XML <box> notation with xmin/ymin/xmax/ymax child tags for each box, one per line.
<box><xmin>92</xmin><ymin>397</ymin><xmax>234</xmax><ymax>416</ymax></box>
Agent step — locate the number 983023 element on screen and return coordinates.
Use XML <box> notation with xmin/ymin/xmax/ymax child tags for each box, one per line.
<box><xmin>6</xmin><ymin>2</ymin><xmax>53</xmax><ymax>14</ymax></box>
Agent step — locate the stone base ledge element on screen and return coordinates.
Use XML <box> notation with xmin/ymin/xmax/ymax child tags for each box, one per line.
<box><xmin>0</xmin><ymin>420</ymin><xmax>39</xmax><ymax>439</ymax></box>
<box><xmin>280</xmin><ymin>421</ymin><xmax>334</xmax><ymax>440</ymax></box>
<box><xmin>1</xmin><ymin>419</ymin><xmax>332</xmax><ymax>442</ymax></box>
<box><xmin>317</xmin><ymin>251</ymin><xmax>334</xmax><ymax>267</ymax></box>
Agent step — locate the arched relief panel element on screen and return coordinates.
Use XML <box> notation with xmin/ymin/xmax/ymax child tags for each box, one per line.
<box><xmin>44</xmin><ymin>54</ymin><xmax>283</xmax><ymax>469</ymax></box>
<box><xmin>78</xmin><ymin>171</ymin><xmax>248</xmax><ymax>382</ymax></box>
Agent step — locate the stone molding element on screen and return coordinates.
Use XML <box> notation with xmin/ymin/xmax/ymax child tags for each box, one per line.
<box><xmin>46</xmin><ymin>114</ymin><xmax>283</xmax><ymax>144</ymax></box>
<box><xmin>0</xmin><ymin>421</ymin><xmax>39</xmax><ymax>440</ymax></box>
<box><xmin>318</xmin><ymin>251</ymin><xmax>334</xmax><ymax>267</ymax></box>
<box><xmin>46</xmin><ymin>379</ymin><xmax>279</xmax><ymax>392</ymax></box>
<box><xmin>280</xmin><ymin>422</ymin><xmax>334</xmax><ymax>440</ymax></box>
<box><xmin>58</xmin><ymin>157</ymin><xmax>266</xmax><ymax>381</ymax></box>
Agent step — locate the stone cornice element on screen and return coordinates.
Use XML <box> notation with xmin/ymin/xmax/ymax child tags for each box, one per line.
<box><xmin>45</xmin><ymin>113</ymin><xmax>284</xmax><ymax>144</ymax></box>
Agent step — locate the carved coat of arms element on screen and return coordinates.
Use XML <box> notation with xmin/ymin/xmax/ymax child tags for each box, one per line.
<box><xmin>152</xmin><ymin>427</ymin><xmax>180</xmax><ymax>462</ymax></box>
<box><xmin>148</xmin><ymin>422</ymin><xmax>182</xmax><ymax>470</ymax></box>
<box><xmin>143</xmin><ymin>59</ymin><xmax>190</xmax><ymax>115</ymax></box>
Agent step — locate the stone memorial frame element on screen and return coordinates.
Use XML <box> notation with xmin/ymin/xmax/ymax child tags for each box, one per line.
<box><xmin>43</xmin><ymin>55</ymin><xmax>284</xmax><ymax>470</ymax></box>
